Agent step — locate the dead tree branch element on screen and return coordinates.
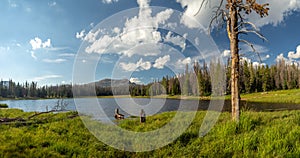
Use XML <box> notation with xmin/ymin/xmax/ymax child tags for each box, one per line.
<box><xmin>238</xmin><ymin>29</ymin><xmax>268</xmax><ymax>42</ymax></box>
<box><xmin>239</xmin><ymin>39</ymin><xmax>262</xmax><ymax>62</ymax></box>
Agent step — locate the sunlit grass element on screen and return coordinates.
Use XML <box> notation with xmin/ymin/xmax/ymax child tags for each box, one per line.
<box><xmin>241</xmin><ymin>89</ymin><xmax>300</xmax><ymax>104</ymax></box>
<box><xmin>1</xmin><ymin>109</ymin><xmax>300</xmax><ymax>157</ymax></box>
<box><xmin>99</xmin><ymin>89</ymin><xmax>300</xmax><ymax>104</ymax></box>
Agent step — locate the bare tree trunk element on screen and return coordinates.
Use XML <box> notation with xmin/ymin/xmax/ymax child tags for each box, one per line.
<box><xmin>199</xmin><ymin>0</ymin><xmax>268</xmax><ymax>121</ymax></box>
<box><xmin>229</xmin><ymin>0</ymin><xmax>240</xmax><ymax>121</ymax></box>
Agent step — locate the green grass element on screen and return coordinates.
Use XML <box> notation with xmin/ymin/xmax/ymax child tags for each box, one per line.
<box><xmin>1</xmin><ymin>109</ymin><xmax>300</xmax><ymax>157</ymax></box>
<box><xmin>241</xmin><ymin>89</ymin><xmax>300</xmax><ymax>104</ymax></box>
<box><xmin>101</xmin><ymin>89</ymin><xmax>300</xmax><ymax>104</ymax></box>
<box><xmin>164</xmin><ymin>89</ymin><xmax>300</xmax><ymax>104</ymax></box>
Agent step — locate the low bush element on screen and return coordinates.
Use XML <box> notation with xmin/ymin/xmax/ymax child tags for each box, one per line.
<box><xmin>0</xmin><ymin>103</ymin><xmax>8</xmax><ymax>108</ymax></box>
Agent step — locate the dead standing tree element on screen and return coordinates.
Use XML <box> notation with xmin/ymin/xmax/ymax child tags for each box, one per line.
<box><xmin>196</xmin><ymin>0</ymin><xmax>269</xmax><ymax>121</ymax></box>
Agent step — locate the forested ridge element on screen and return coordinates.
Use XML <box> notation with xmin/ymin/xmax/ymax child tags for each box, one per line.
<box><xmin>1</xmin><ymin>59</ymin><xmax>299</xmax><ymax>98</ymax></box>
<box><xmin>130</xmin><ymin>59</ymin><xmax>300</xmax><ymax>96</ymax></box>
<box><xmin>0</xmin><ymin>81</ymin><xmax>73</xmax><ymax>98</ymax></box>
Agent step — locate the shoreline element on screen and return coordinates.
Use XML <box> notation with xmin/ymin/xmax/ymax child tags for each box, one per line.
<box><xmin>1</xmin><ymin>89</ymin><xmax>300</xmax><ymax>104</ymax></box>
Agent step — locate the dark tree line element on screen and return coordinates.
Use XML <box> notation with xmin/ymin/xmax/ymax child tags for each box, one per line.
<box><xmin>0</xmin><ymin>80</ymin><xmax>72</xmax><ymax>99</ymax></box>
<box><xmin>236</xmin><ymin>59</ymin><xmax>300</xmax><ymax>94</ymax></box>
<box><xmin>130</xmin><ymin>59</ymin><xmax>300</xmax><ymax>97</ymax></box>
<box><xmin>130</xmin><ymin>61</ymin><xmax>216</xmax><ymax>96</ymax></box>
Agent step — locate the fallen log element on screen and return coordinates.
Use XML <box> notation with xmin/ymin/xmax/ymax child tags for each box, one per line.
<box><xmin>27</xmin><ymin>110</ymin><xmax>65</xmax><ymax>119</ymax></box>
<box><xmin>0</xmin><ymin>111</ymin><xmax>79</xmax><ymax>125</ymax></box>
<box><xmin>0</xmin><ymin>117</ymin><xmax>25</xmax><ymax>123</ymax></box>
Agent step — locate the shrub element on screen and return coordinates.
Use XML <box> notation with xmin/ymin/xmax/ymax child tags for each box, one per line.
<box><xmin>0</xmin><ymin>103</ymin><xmax>8</xmax><ymax>108</ymax></box>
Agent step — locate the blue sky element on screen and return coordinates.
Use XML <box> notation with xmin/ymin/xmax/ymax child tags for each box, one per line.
<box><xmin>0</xmin><ymin>0</ymin><xmax>300</xmax><ymax>85</ymax></box>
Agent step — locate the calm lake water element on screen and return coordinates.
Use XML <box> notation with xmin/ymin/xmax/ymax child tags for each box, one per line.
<box><xmin>0</xmin><ymin>98</ymin><xmax>200</xmax><ymax>121</ymax></box>
<box><xmin>1</xmin><ymin>98</ymin><xmax>300</xmax><ymax>122</ymax></box>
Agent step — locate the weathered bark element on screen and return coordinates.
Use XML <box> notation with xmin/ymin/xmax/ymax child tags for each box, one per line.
<box><xmin>196</xmin><ymin>0</ymin><xmax>269</xmax><ymax>121</ymax></box>
<box><xmin>228</xmin><ymin>0</ymin><xmax>240</xmax><ymax>121</ymax></box>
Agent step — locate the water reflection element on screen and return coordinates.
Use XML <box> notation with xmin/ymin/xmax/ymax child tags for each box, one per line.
<box><xmin>1</xmin><ymin>98</ymin><xmax>300</xmax><ymax>121</ymax></box>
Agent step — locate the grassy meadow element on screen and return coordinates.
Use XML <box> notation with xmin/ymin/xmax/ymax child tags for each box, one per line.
<box><xmin>0</xmin><ymin>89</ymin><xmax>300</xmax><ymax>157</ymax></box>
<box><xmin>134</xmin><ymin>88</ymin><xmax>300</xmax><ymax>104</ymax></box>
<box><xmin>1</xmin><ymin>107</ymin><xmax>300</xmax><ymax>157</ymax></box>
<box><xmin>241</xmin><ymin>89</ymin><xmax>300</xmax><ymax>104</ymax></box>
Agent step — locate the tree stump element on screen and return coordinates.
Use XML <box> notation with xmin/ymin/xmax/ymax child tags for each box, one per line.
<box><xmin>140</xmin><ymin>109</ymin><xmax>146</xmax><ymax>123</ymax></box>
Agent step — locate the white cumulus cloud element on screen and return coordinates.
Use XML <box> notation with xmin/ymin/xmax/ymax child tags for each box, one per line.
<box><xmin>30</xmin><ymin>38</ymin><xmax>42</xmax><ymax>50</ymax></box>
<box><xmin>58</xmin><ymin>53</ymin><xmax>75</xmax><ymax>57</ymax></box>
<box><xmin>43</xmin><ymin>58</ymin><xmax>67</xmax><ymax>63</ymax></box>
<box><xmin>85</xmin><ymin>35</ymin><xmax>116</xmax><ymax>54</ymax></box>
<box><xmin>153</xmin><ymin>55</ymin><xmax>170</xmax><ymax>69</ymax></box>
<box><xmin>33</xmin><ymin>75</ymin><xmax>62</xmax><ymax>82</ymax></box>
<box><xmin>113</xmin><ymin>27</ymin><xmax>121</xmax><ymax>34</ymax></box>
<box><xmin>176</xmin><ymin>0</ymin><xmax>300</xmax><ymax>29</ymax></box>
<box><xmin>76</xmin><ymin>30</ymin><xmax>85</xmax><ymax>40</ymax></box>
<box><xmin>137</xmin><ymin>58</ymin><xmax>152</xmax><ymax>70</ymax></box>
<box><xmin>288</xmin><ymin>45</ymin><xmax>300</xmax><ymax>59</ymax></box>
<box><xmin>119</xmin><ymin>58</ymin><xmax>151</xmax><ymax>71</ymax></box>
<box><xmin>29</xmin><ymin>37</ymin><xmax>51</xmax><ymax>50</ymax></box>
<box><xmin>277</xmin><ymin>45</ymin><xmax>300</xmax><ymax>66</ymax></box>
<box><xmin>241</xmin><ymin>57</ymin><xmax>266</xmax><ymax>67</ymax></box>
<box><xmin>177</xmin><ymin>57</ymin><xmax>191</xmax><ymax>65</ymax></box>
<box><xmin>130</xmin><ymin>77</ymin><xmax>142</xmax><ymax>84</ymax></box>
<box><xmin>102</xmin><ymin>0</ymin><xmax>119</xmax><ymax>4</ymax></box>
<box><xmin>83</xmin><ymin>29</ymin><xmax>102</xmax><ymax>43</ymax></box>
<box><xmin>173</xmin><ymin>57</ymin><xmax>192</xmax><ymax>71</ymax></box>
<box><xmin>30</xmin><ymin>51</ymin><xmax>37</xmax><ymax>60</ymax></box>
<box><xmin>80</xmin><ymin>0</ymin><xmax>175</xmax><ymax>57</ymax></box>
<box><xmin>276</xmin><ymin>53</ymin><xmax>287</xmax><ymax>62</ymax></box>
<box><xmin>164</xmin><ymin>32</ymin><xmax>187</xmax><ymax>51</ymax></box>
<box><xmin>253</xmin><ymin>62</ymin><xmax>266</xmax><ymax>67</ymax></box>
<box><xmin>261</xmin><ymin>54</ymin><xmax>271</xmax><ymax>61</ymax></box>
<box><xmin>42</xmin><ymin>39</ymin><xmax>51</xmax><ymax>48</ymax></box>
<box><xmin>119</xmin><ymin>62</ymin><xmax>137</xmax><ymax>71</ymax></box>
<box><xmin>223</xmin><ymin>50</ymin><xmax>230</xmax><ymax>57</ymax></box>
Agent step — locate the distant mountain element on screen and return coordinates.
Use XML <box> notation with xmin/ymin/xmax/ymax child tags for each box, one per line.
<box><xmin>72</xmin><ymin>78</ymin><xmax>137</xmax><ymax>96</ymax></box>
<box><xmin>93</xmin><ymin>78</ymin><xmax>135</xmax><ymax>88</ymax></box>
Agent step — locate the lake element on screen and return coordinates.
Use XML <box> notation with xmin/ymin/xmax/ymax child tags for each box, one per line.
<box><xmin>0</xmin><ymin>98</ymin><xmax>203</xmax><ymax>121</ymax></box>
<box><xmin>1</xmin><ymin>98</ymin><xmax>300</xmax><ymax>122</ymax></box>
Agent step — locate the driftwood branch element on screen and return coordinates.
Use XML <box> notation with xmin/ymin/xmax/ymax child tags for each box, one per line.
<box><xmin>27</xmin><ymin>110</ymin><xmax>64</xmax><ymax>119</ymax></box>
<box><xmin>0</xmin><ymin>117</ymin><xmax>25</xmax><ymax>123</ymax></box>
<box><xmin>0</xmin><ymin>99</ymin><xmax>77</xmax><ymax>125</ymax></box>
<box><xmin>0</xmin><ymin>111</ymin><xmax>78</xmax><ymax>125</ymax></box>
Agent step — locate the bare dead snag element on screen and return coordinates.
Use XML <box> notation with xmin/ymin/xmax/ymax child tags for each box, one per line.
<box><xmin>196</xmin><ymin>0</ymin><xmax>269</xmax><ymax>121</ymax></box>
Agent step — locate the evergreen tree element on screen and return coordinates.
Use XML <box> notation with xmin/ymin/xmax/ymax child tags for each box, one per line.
<box><xmin>243</xmin><ymin>61</ymin><xmax>251</xmax><ymax>93</ymax></box>
<box><xmin>183</xmin><ymin>64</ymin><xmax>190</xmax><ymax>96</ymax></box>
